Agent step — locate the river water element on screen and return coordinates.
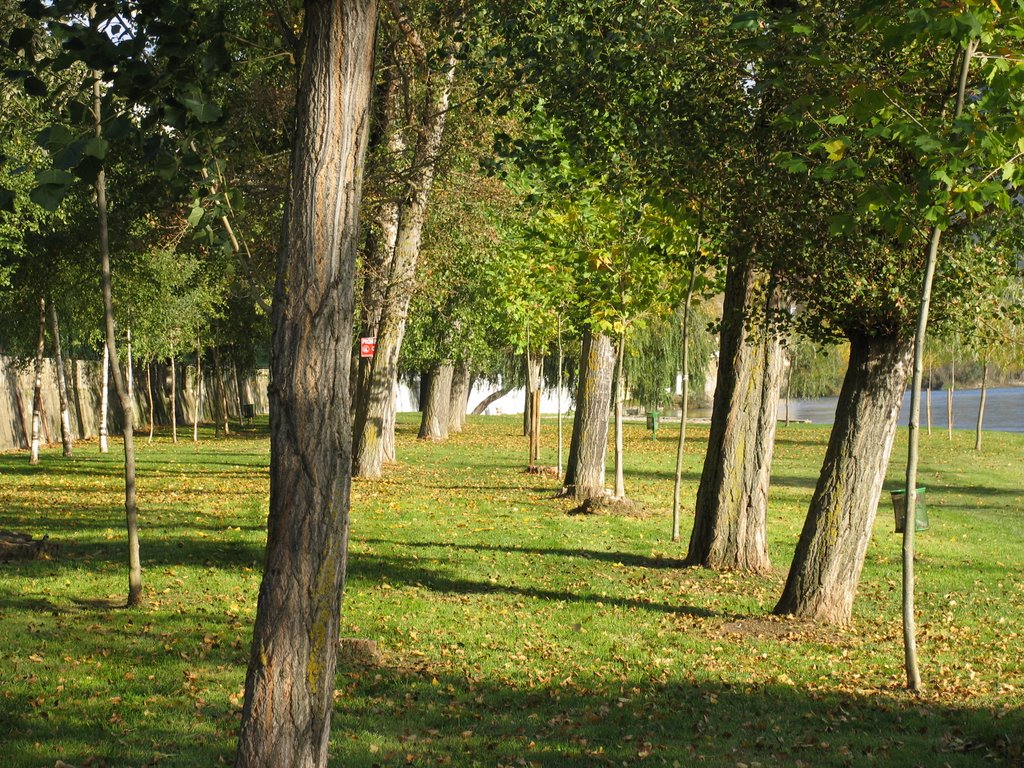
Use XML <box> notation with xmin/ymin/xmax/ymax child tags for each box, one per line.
<box><xmin>773</xmin><ymin>386</ymin><xmax>1024</xmax><ymax>434</ymax></box>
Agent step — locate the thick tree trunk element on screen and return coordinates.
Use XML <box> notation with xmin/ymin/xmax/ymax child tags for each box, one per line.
<box><xmin>686</xmin><ymin>257</ymin><xmax>782</xmax><ymax>573</ymax></box>
<box><xmin>170</xmin><ymin>354</ymin><xmax>178</xmax><ymax>443</ymax></box>
<box><xmin>92</xmin><ymin>56</ymin><xmax>142</xmax><ymax>607</ymax></box>
<box><xmin>352</xmin><ymin>50</ymin><xmax>456</xmax><ymax>478</ymax></box>
<box><xmin>562</xmin><ymin>330</ymin><xmax>615</xmax><ymax>502</ymax></box>
<box><xmin>235</xmin><ymin>2</ymin><xmax>375</xmax><ymax>766</ymax></box>
<box><xmin>30</xmin><ymin>297</ymin><xmax>46</xmax><ymax>464</ymax></box>
<box><xmin>49</xmin><ymin>302</ymin><xmax>74</xmax><ymax>456</ymax></box>
<box><xmin>448</xmin><ymin>360</ymin><xmax>470</xmax><ymax>433</ymax></box>
<box><xmin>975</xmin><ymin>360</ymin><xmax>988</xmax><ymax>451</ymax></box>
<box><xmin>99</xmin><ymin>343</ymin><xmax>110</xmax><ymax>453</ymax></box>
<box><xmin>418</xmin><ymin>363</ymin><xmax>453</xmax><ymax>441</ymax></box>
<box><xmin>774</xmin><ymin>332</ymin><xmax>913</xmax><ymax>624</ymax></box>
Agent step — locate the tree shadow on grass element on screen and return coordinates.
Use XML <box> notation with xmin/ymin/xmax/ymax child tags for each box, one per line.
<box><xmin>362</xmin><ymin>538</ymin><xmax>685</xmax><ymax>571</ymax></box>
<box><xmin>347</xmin><ymin>552</ymin><xmax>710</xmax><ymax>618</ymax></box>
<box><xmin>328</xmin><ymin>667</ymin><xmax>1023</xmax><ymax>767</ymax></box>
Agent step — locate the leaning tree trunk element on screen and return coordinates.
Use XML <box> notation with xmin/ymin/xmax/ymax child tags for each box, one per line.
<box><xmin>774</xmin><ymin>332</ymin><xmax>913</xmax><ymax>624</ymax></box>
<box><xmin>92</xmin><ymin>52</ymin><xmax>142</xmax><ymax>607</ymax></box>
<box><xmin>448</xmin><ymin>360</ymin><xmax>470</xmax><ymax>434</ymax></box>
<box><xmin>562</xmin><ymin>330</ymin><xmax>615</xmax><ymax>502</ymax></box>
<box><xmin>30</xmin><ymin>297</ymin><xmax>46</xmax><ymax>465</ymax></box>
<box><xmin>234</xmin><ymin>1</ymin><xmax>376</xmax><ymax>766</ymax></box>
<box><xmin>49</xmin><ymin>301</ymin><xmax>74</xmax><ymax>457</ymax></box>
<box><xmin>418</xmin><ymin>363</ymin><xmax>453</xmax><ymax>441</ymax></box>
<box><xmin>686</xmin><ymin>256</ymin><xmax>783</xmax><ymax>573</ymax></box>
<box><xmin>352</xmin><ymin>51</ymin><xmax>456</xmax><ymax>478</ymax></box>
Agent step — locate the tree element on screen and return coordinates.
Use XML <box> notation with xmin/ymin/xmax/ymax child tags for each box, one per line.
<box><xmin>353</xmin><ymin>0</ymin><xmax>462</xmax><ymax>477</ymax></box>
<box><xmin>234</xmin><ymin>1</ymin><xmax>377</xmax><ymax>765</ymax></box>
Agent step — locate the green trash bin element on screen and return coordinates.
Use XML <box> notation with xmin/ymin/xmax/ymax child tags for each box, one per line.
<box><xmin>646</xmin><ymin>411</ymin><xmax>660</xmax><ymax>438</ymax></box>
<box><xmin>890</xmin><ymin>487</ymin><xmax>928</xmax><ymax>533</ymax></box>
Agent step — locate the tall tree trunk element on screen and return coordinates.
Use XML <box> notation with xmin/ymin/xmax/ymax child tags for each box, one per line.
<box><xmin>775</xmin><ymin>332</ymin><xmax>913</xmax><ymax>624</ymax></box>
<box><xmin>418</xmin><ymin>363</ymin><xmax>453</xmax><ymax>441</ymax></box>
<box><xmin>672</xmin><ymin>265</ymin><xmax>699</xmax><ymax>542</ymax></box>
<box><xmin>193</xmin><ymin>336</ymin><xmax>202</xmax><ymax>443</ymax></box>
<box><xmin>235</xmin><ymin>1</ymin><xmax>376</xmax><ymax>765</ymax></box>
<box><xmin>448</xmin><ymin>360</ymin><xmax>470</xmax><ymax>434</ymax></box>
<box><xmin>612</xmin><ymin>333</ymin><xmax>626</xmax><ymax>500</ymax></box>
<box><xmin>99</xmin><ymin>343</ymin><xmax>110</xmax><ymax>453</ymax></box>
<box><xmin>49</xmin><ymin>301</ymin><xmax>74</xmax><ymax>457</ymax></box>
<box><xmin>686</xmin><ymin>256</ymin><xmax>782</xmax><ymax>573</ymax></box>
<box><xmin>975</xmin><ymin>360</ymin><xmax>988</xmax><ymax>451</ymax></box>
<box><xmin>562</xmin><ymin>330</ymin><xmax>615</xmax><ymax>502</ymax></box>
<box><xmin>92</xmin><ymin>50</ymin><xmax>142</xmax><ymax>607</ymax></box>
<box><xmin>30</xmin><ymin>297</ymin><xmax>46</xmax><ymax>465</ymax></box>
<box><xmin>352</xmin><ymin>50</ymin><xmax>457</xmax><ymax>478</ymax></box>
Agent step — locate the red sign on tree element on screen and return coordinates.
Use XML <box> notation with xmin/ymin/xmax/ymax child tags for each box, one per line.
<box><xmin>360</xmin><ymin>336</ymin><xmax>377</xmax><ymax>358</ymax></box>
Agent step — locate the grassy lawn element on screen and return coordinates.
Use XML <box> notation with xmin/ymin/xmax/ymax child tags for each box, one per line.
<box><xmin>0</xmin><ymin>415</ymin><xmax>1021</xmax><ymax>767</ymax></box>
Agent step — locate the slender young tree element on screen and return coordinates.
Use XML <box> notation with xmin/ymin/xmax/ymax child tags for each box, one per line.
<box><xmin>29</xmin><ymin>297</ymin><xmax>46</xmax><ymax>464</ymax></box>
<box><xmin>48</xmin><ymin>300</ymin><xmax>74</xmax><ymax>456</ymax></box>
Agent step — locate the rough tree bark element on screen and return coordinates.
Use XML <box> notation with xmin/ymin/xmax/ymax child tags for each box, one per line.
<box><xmin>352</xmin><ymin>41</ymin><xmax>457</xmax><ymax>478</ymax></box>
<box><xmin>48</xmin><ymin>301</ymin><xmax>74</xmax><ymax>457</ymax></box>
<box><xmin>234</xmin><ymin>1</ymin><xmax>376</xmax><ymax>767</ymax></box>
<box><xmin>30</xmin><ymin>297</ymin><xmax>46</xmax><ymax>465</ymax></box>
<box><xmin>561</xmin><ymin>330</ymin><xmax>615</xmax><ymax>502</ymax></box>
<box><xmin>418</xmin><ymin>363</ymin><xmax>453</xmax><ymax>441</ymax></box>
<box><xmin>774</xmin><ymin>332</ymin><xmax>913</xmax><ymax>623</ymax></box>
<box><xmin>686</xmin><ymin>256</ymin><xmax>783</xmax><ymax>573</ymax></box>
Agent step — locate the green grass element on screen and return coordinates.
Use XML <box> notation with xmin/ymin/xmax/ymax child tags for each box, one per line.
<box><xmin>0</xmin><ymin>415</ymin><xmax>1021</xmax><ymax>767</ymax></box>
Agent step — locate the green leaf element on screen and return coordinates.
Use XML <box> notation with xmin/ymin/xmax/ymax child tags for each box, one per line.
<box><xmin>35</xmin><ymin>125</ymin><xmax>74</xmax><ymax>153</ymax></box>
<box><xmin>83</xmin><ymin>137</ymin><xmax>109</xmax><ymax>160</ymax></box>
<box><xmin>187</xmin><ymin>205</ymin><xmax>206</xmax><ymax>228</ymax></box>
<box><xmin>822</xmin><ymin>138</ymin><xmax>847</xmax><ymax>161</ymax></box>
<box><xmin>180</xmin><ymin>93</ymin><xmax>222</xmax><ymax>124</ymax></box>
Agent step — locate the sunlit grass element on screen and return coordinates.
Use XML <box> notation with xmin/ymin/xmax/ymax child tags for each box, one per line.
<box><xmin>0</xmin><ymin>415</ymin><xmax>1020</xmax><ymax>766</ymax></box>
